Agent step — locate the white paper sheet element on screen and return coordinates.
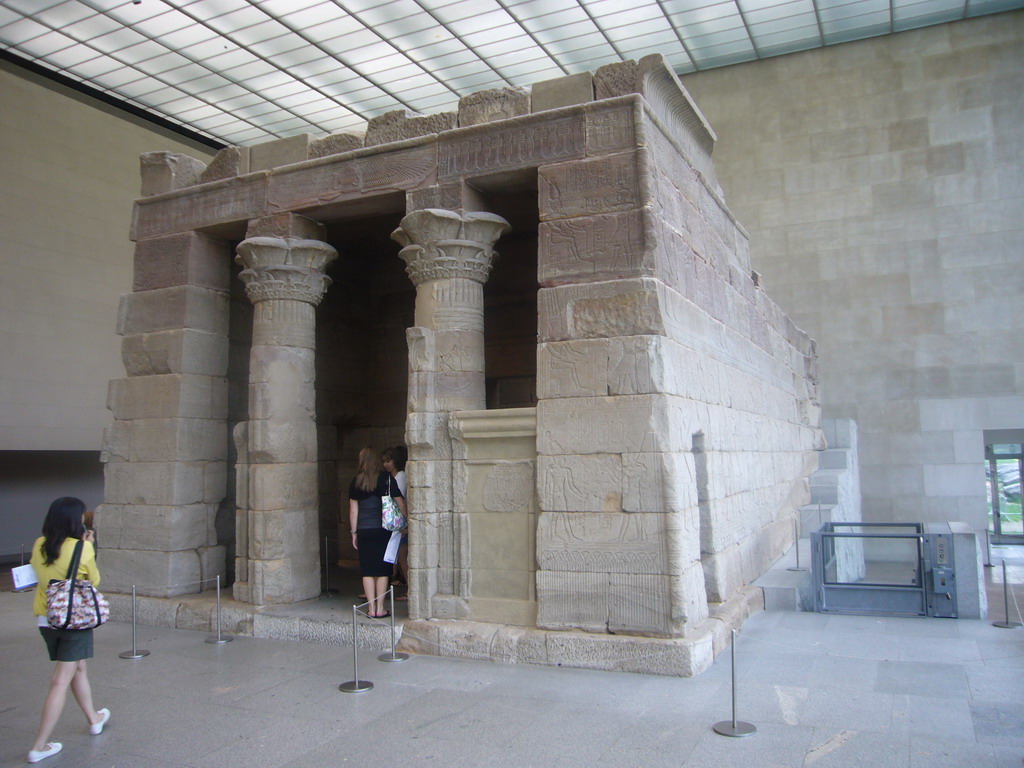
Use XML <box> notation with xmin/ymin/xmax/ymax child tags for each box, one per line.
<box><xmin>383</xmin><ymin>530</ymin><xmax>402</xmax><ymax>564</ymax></box>
<box><xmin>12</xmin><ymin>563</ymin><xmax>38</xmax><ymax>590</ymax></box>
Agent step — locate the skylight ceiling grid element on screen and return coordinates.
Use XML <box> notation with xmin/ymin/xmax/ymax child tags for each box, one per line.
<box><xmin>1</xmin><ymin>0</ymin><xmax>1021</xmax><ymax>148</ymax></box>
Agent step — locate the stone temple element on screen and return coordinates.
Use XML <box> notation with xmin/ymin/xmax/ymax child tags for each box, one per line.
<box><xmin>97</xmin><ymin>54</ymin><xmax>822</xmax><ymax>676</ymax></box>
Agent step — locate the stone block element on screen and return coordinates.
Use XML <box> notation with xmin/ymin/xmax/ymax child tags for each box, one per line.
<box><xmin>594</xmin><ymin>60</ymin><xmax>639</xmax><ymax>101</ymax></box>
<box><xmin>132</xmin><ymin>170</ymin><xmax>267</xmax><ymax>242</ymax></box>
<box><xmin>536</xmin><ymin>569</ymin><xmax>607</xmax><ymax>631</ymax></box>
<box><xmin>249</xmin><ymin>134</ymin><xmax>313</xmax><ymax>172</ymax></box>
<box><xmin>532</xmin><ymin>72</ymin><xmax>594</xmax><ymax>112</ymax></box>
<box><xmin>622</xmin><ymin>451</ymin><xmax>698</xmax><ymax>514</ymax></box>
<box><xmin>199</xmin><ymin>145</ymin><xmax>250</xmax><ymax>183</ymax></box>
<box><xmin>104</xmin><ymin>460</ymin><xmax>206</xmax><ymax>506</ymax></box>
<box><xmin>537</xmin><ymin>454</ymin><xmax>623</xmax><ymax>513</ymax></box>
<box><xmin>586</xmin><ymin>103</ymin><xmax>637</xmax><ymax>156</ymax></box>
<box><xmin>538</xmin><ymin>278</ymin><xmax>666</xmax><ymax>342</ymax></box>
<box><xmin>249</xmin><ymin>555</ymin><xmax>320</xmax><ymax>604</ymax></box>
<box><xmin>97</xmin><ymin>502</ymin><xmax>213</xmax><ymax>551</ymax></box>
<box><xmin>365</xmin><ymin>109</ymin><xmax>457</xmax><ymax>147</ymax></box>
<box><xmin>536</xmin><ymin>337</ymin><xmax>667</xmax><ymax>399</ymax></box>
<box><xmin>539</xmin><ymin>209</ymin><xmax>653</xmax><ymax>283</ymax></box>
<box><xmin>249</xmin><ymin>508</ymin><xmax>319</xmax><ymax>560</ymax></box>
<box><xmin>408</xmin><ymin>370</ymin><xmax>486</xmax><ymax>413</ymax></box>
<box><xmin>458</xmin><ymin>86</ymin><xmax>531</xmax><ymax>126</ymax></box>
<box><xmin>608</xmin><ymin>573</ymin><xmax>674</xmax><ymax>636</ymax></box>
<box><xmin>247</xmin><ymin>419</ymin><xmax>318</xmax><ymax>463</ymax></box>
<box><xmin>538</xmin><ymin>152</ymin><xmax>643</xmax><ymax>221</ymax></box>
<box><xmin>104</xmin><ymin>418</ymin><xmax>226</xmax><ymax>463</ymax></box>
<box><xmin>121</xmin><ymin>329</ymin><xmax>229</xmax><ymax>377</ymax></box>
<box><xmin>407</xmin><ymin>460</ymin><xmax>454</xmax><ymax>515</ymax></box>
<box><xmin>133</xmin><ymin>231</ymin><xmax>232</xmax><ymax>292</ymax></box>
<box><xmin>537</xmin><ymin>393</ymin><xmax>691</xmax><ymax>455</ymax></box>
<box><xmin>139</xmin><ymin>151</ymin><xmax>207</xmax><ymax>196</ymax></box>
<box><xmin>406</xmin><ymin>182</ymin><xmax>466</xmax><ymax>212</ymax></box>
<box><xmin>108</xmin><ymin>374</ymin><xmax>228</xmax><ymax>420</ymax></box>
<box><xmin>406</xmin><ymin>411</ymin><xmax>453</xmax><ymax>460</ymax></box>
<box><xmin>537</xmin><ymin>511</ymin><xmax>675</xmax><ymax>575</ymax></box>
<box><xmin>309</xmin><ymin>131</ymin><xmax>364</xmax><ymax>158</ymax></box>
<box><xmin>249</xmin><ymin>462</ymin><xmax>319</xmax><ymax>510</ymax></box>
<box><xmin>118</xmin><ymin>285</ymin><xmax>230</xmax><ymax>336</ymax></box>
<box><xmin>438</xmin><ymin>113</ymin><xmax>585</xmax><ymax>179</ymax></box>
<box><xmin>98</xmin><ymin>547</ymin><xmax>201</xmax><ymax>597</ymax></box>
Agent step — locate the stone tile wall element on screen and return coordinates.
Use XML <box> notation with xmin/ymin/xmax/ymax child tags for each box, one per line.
<box><xmin>681</xmin><ymin>12</ymin><xmax>1024</xmax><ymax>529</ymax></box>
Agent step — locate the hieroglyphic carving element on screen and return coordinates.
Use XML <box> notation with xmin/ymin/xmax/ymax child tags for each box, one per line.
<box><xmin>539</xmin><ymin>210</ymin><xmax>647</xmax><ymax>283</ymax></box>
<box><xmin>357</xmin><ymin>145</ymin><xmax>437</xmax><ymax>192</ymax></box>
<box><xmin>539</xmin><ymin>152</ymin><xmax>641</xmax><ymax>221</ymax></box>
<box><xmin>536</xmin><ymin>570</ymin><xmax>607</xmax><ymax>631</ymax></box>
<box><xmin>133</xmin><ymin>175</ymin><xmax>268</xmax><ymax>241</ymax></box>
<box><xmin>537</xmin><ymin>512</ymin><xmax>666</xmax><ymax>574</ymax></box>
<box><xmin>266</xmin><ymin>162</ymin><xmax>358</xmax><ymax>212</ymax></box>
<box><xmin>439</xmin><ymin>116</ymin><xmax>585</xmax><ymax>178</ymax></box>
<box><xmin>586</xmin><ymin>105</ymin><xmax>636</xmax><ymax>156</ymax></box>
<box><xmin>536</xmin><ymin>340</ymin><xmax>607</xmax><ymax>399</ymax></box>
<box><xmin>482</xmin><ymin>464</ymin><xmax>533</xmax><ymax>513</ymax></box>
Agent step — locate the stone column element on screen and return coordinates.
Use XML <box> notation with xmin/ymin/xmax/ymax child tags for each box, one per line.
<box><xmin>233</xmin><ymin>214</ymin><xmax>337</xmax><ymax>605</ymax></box>
<box><xmin>391</xmin><ymin>208</ymin><xmax>510</xmax><ymax>619</ymax></box>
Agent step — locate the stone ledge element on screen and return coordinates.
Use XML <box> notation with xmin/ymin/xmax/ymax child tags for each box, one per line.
<box><xmin>398</xmin><ymin>585</ymin><xmax>763</xmax><ymax>677</ymax></box>
<box><xmin>105</xmin><ymin>591</ymin><xmax>397</xmax><ymax>651</ymax></box>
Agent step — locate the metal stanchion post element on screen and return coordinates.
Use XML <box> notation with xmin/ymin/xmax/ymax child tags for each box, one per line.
<box><xmin>817</xmin><ymin>501</ymin><xmax>822</xmax><ymax>528</ymax></box>
<box><xmin>205</xmin><ymin>574</ymin><xmax>233</xmax><ymax>644</ymax></box>
<box><xmin>713</xmin><ymin>629</ymin><xmax>756</xmax><ymax>737</ymax></box>
<box><xmin>379</xmin><ymin>587</ymin><xmax>409</xmax><ymax>663</ymax></box>
<box><xmin>787</xmin><ymin>519</ymin><xmax>808</xmax><ymax>572</ymax></box>
<box><xmin>119</xmin><ymin>585</ymin><xmax>151</xmax><ymax>659</ymax></box>
<box><xmin>984</xmin><ymin>529</ymin><xmax>993</xmax><ymax>568</ymax></box>
<box><xmin>340</xmin><ymin>604</ymin><xmax>373</xmax><ymax>692</ymax></box>
<box><xmin>993</xmin><ymin>560</ymin><xmax>1022</xmax><ymax>629</ymax></box>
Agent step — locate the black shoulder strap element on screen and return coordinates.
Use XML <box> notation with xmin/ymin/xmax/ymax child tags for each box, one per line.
<box><xmin>66</xmin><ymin>539</ymin><xmax>84</xmax><ymax>581</ymax></box>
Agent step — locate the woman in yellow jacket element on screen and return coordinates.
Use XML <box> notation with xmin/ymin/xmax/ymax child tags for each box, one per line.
<box><xmin>27</xmin><ymin>497</ymin><xmax>110</xmax><ymax>763</ymax></box>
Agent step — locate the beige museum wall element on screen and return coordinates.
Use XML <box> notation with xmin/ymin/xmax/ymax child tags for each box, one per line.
<box><xmin>0</xmin><ymin>61</ymin><xmax>214</xmax><ymax>451</ymax></box>
<box><xmin>682</xmin><ymin>12</ymin><xmax>1024</xmax><ymax>529</ymax></box>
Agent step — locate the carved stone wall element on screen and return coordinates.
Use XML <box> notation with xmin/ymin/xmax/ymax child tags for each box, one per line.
<box><xmin>105</xmin><ymin>54</ymin><xmax>821</xmax><ymax>673</ymax></box>
<box><xmin>99</xmin><ymin>231</ymin><xmax>231</xmax><ymax>596</ymax></box>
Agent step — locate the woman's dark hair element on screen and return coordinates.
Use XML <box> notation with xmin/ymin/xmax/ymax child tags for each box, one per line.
<box><xmin>40</xmin><ymin>497</ymin><xmax>87</xmax><ymax>565</ymax></box>
<box><xmin>382</xmin><ymin>445</ymin><xmax>407</xmax><ymax>473</ymax></box>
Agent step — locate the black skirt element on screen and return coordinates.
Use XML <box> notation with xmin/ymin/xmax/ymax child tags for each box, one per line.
<box><xmin>356</xmin><ymin>527</ymin><xmax>392</xmax><ymax>577</ymax></box>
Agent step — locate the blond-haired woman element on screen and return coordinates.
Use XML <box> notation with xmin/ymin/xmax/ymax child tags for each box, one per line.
<box><xmin>347</xmin><ymin>446</ymin><xmax>406</xmax><ymax>617</ymax></box>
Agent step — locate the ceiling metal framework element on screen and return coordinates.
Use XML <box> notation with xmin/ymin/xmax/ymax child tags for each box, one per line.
<box><xmin>1</xmin><ymin>0</ymin><xmax>1020</xmax><ymax>149</ymax></box>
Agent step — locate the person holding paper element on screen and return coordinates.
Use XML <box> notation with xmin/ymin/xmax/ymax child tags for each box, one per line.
<box><xmin>348</xmin><ymin>446</ymin><xmax>406</xmax><ymax>619</ymax></box>
<box><xmin>27</xmin><ymin>497</ymin><xmax>110</xmax><ymax>763</ymax></box>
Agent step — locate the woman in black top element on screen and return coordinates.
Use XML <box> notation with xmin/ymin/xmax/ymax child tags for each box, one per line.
<box><xmin>348</xmin><ymin>446</ymin><xmax>406</xmax><ymax>618</ymax></box>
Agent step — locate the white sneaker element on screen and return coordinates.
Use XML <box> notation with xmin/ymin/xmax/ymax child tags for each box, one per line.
<box><xmin>90</xmin><ymin>708</ymin><xmax>111</xmax><ymax>735</ymax></box>
<box><xmin>27</xmin><ymin>742</ymin><xmax>62</xmax><ymax>763</ymax></box>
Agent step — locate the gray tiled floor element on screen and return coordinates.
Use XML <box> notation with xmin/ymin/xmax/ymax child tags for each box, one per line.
<box><xmin>1</xmin><ymin>591</ymin><xmax>1022</xmax><ymax>767</ymax></box>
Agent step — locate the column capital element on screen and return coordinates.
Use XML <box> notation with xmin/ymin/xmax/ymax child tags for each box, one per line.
<box><xmin>235</xmin><ymin>236</ymin><xmax>337</xmax><ymax>305</ymax></box>
<box><xmin>391</xmin><ymin>208</ymin><xmax>510</xmax><ymax>287</ymax></box>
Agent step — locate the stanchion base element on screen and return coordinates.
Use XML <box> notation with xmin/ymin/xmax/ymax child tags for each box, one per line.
<box><xmin>205</xmin><ymin>636</ymin><xmax>234</xmax><ymax>644</ymax></box>
<box><xmin>992</xmin><ymin>621</ymin><xmax>1022</xmax><ymax>629</ymax></box>
<box><xmin>378</xmin><ymin>651</ymin><xmax>410</xmax><ymax>662</ymax></box>
<box><xmin>339</xmin><ymin>680</ymin><xmax>373</xmax><ymax>693</ymax></box>
<box><xmin>118</xmin><ymin>650</ymin><xmax>150</xmax><ymax>659</ymax></box>
<box><xmin>786</xmin><ymin>567</ymin><xmax>809</xmax><ymax>572</ymax></box>
<box><xmin>713</xmin><ymin>721</ymin><xmax>757</xmax><ymax>737</ymax></box>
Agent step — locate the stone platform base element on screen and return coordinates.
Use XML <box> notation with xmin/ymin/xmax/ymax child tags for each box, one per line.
<box><xmin>105</xmin><ymin>590</ymin><xmax>399</xmax><ymax>651</ymax></box>
<box><xmin>398</xmin><ymin>586</ymin><xmax>764</xmax><ymax>678</ymax></box>
<box><xmin>105</xmin><ymin>585</ymin><xmax>763</xmax><ymax>677</ymax></box>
